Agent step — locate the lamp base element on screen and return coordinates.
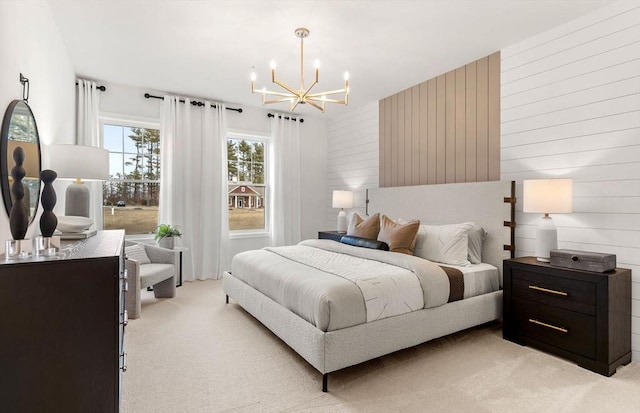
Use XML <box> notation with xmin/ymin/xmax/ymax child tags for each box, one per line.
<box><xmin>337</xmin><ymin>209</ymin><xmax>347</xmax><ymax>233</ymax></box>
<box><xmin>535</xmin><ymin>215</ymin><xmax>557</xmax><ymax>262</ymax></box>
<box><xmin>65</xmin><ymin>182</ymin><xmax>90</xmax><ymax>218</ymax></box>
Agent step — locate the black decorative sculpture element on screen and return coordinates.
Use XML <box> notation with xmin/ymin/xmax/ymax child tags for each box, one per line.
<box><xmin>39</xmin><ymin>170</ymin><xmax>57</xmax><ymax>237</ymax></box>
<box><xmin>9</xmin><ymin>146</ymin><xmax>28</xmax><ymax>240</ymax></box>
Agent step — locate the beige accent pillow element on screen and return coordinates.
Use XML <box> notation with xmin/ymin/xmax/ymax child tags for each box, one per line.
<box><xmin>347</xmin><ymin>212</ymin><xmax>380</xmax><ymax>239</ymax></box>
<box><xmin>377</xmin><ymin>215</ymin><xmax>420</xmax><ymax>255</ymax></box>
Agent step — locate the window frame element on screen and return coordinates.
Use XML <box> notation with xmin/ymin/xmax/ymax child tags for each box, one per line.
<box><xmin>99</xmin><ymin>113</ymin><xmax>161</xmax><ymax>239</ymax></box>
<box><xmin>227</xmin><ymin>131</ymin><xmax>270</xmax><ymax>239</ymax></box>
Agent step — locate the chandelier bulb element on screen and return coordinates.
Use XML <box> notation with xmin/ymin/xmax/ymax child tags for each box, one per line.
<box><xmin>314</xmin><ymin>59</ymin><xmax>320</xmax><ymax>69</ymax></box>
<box><xmin>344</xmin><ymin>71</ymin><xmax>350</xmax><ymax>81</ymax></box>
<box><xmin>250</xmin><ymin>72</ymin><xmax>256</xmax><ymax>81</ymax></box>
<box><xmin>270</xmin><ymin>60</ymin><xmax>277</xmax><ymax>70</ymax></box>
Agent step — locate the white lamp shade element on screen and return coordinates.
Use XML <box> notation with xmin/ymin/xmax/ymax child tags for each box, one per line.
<box><xmin>332</xmin><ymin>190</ymin><xmax>353</xmax><ymax>209</ymax></box>
<box><xmin>43</xmin><ymin>144</ymin><xmax>109</xmax><ymax>181</ymax></box>
<box><xmin>523</xmin><ymin>179</ymin><xmax>573</xmax><ymax>214</ymax></box>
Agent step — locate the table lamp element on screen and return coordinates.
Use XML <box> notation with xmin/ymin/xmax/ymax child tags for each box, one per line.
<box><xmin>332</xmin><ymin>190</ymin><xmax>353</xmax><ymax>233</ymax></box>
<box><xmin>44</xmin><ymin>144</ymin><xmax>109</xmax><ymax>217</ymax></box>
<box><xmin>523</xmin><ymin>179</ymin><xmax>573</xmax><ymax>262</ymax></box>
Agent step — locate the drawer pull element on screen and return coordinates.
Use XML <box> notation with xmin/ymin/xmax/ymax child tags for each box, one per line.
<box><xmin>528</xmin><ymin>285</ymin><xmax>568</xmax><ymax>296</ymax></box>
<box><xmin>529</xmin><ymin>318</ymin><xmax>568</xmax><ymax>333</ymax></box>
<box><xmin>122</xmin><ymin>310</ymin><xmax>128</xmax><ymax>326</ymax></box>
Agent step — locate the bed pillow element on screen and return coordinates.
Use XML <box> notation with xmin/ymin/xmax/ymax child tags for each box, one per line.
<box><xmin>125</xmin><ymin>244</ymin><xmax>151</xmax><ymax>264</ymax></box>
<box><xmin>340</xmin><ymin>235</ymin><xmax>389</xmax><ymax>251</ymax></box>
<box><xmin>467</xmin><ymin>225</ymin><xmax>486</xmax><ymax>264</ymax></box>
<box><xmin>347</xmin><ymin>212</ymin><xmax>380</xmax><ymax>239</ymax></box>
<box><xmin>413</xmin><ymin>222</ymin><xmax>474</xmax><ymax>266</ymax></box>
<box><xmin>377</xmin><ymin>215</ymin><xmax>420</xmax><ymax>255</ymax></box>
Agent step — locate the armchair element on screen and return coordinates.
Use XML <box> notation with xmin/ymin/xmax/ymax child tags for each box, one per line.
<box><xmin>124</xmin><ymin>241</ymin><xmax>178</xmax><ymax>319</ymax></box>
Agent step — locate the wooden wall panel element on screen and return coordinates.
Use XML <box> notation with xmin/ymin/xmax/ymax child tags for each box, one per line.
<box><xmin>379</xmin><ymin>52</ymin><xmax>500</xmax><ymax>187</ymax></box>
<box><xmin>476</xmin><ymin>57</ymin><xmax>489</xmax><ymax>182</ymax></box>
<box><xmin>411</xmin><ymin>85</ymin><xmax>420</xmax><ymax>185</ymax></box>
<box><xmin>465</xmin><ymin>61</ymin><xmax>477</xmax><ymax>182</ymax></box>
<box><xmin>426</xmin><ymin>79</ymin><xmax>437</xmax><ymax>185</ymax></box>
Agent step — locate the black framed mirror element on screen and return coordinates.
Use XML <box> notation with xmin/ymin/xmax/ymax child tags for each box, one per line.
<box><xmin>0</xmin><ymin>99</ymin><xmax>42</xmax><ymax>224</ymax></box>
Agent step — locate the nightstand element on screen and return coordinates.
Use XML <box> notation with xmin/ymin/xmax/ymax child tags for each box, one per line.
<box><xmin>503</xmin><ymin>257</ymin><xmax>631</xmax><ymax>376</ymax></box>
<box><xmin>318</xmin><ymin>231</ymin><xmax>345</xmax><ymax>242</ymax></box>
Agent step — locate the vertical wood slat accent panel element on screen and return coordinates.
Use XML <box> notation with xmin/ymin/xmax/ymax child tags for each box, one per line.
<box><xmin>427</xmin><ymin>79</ymin><xmax>437</xmax><ymax>185</ymax></box>
<box><xmin>455</xmin><ymin>67</ymin><xmax>466</xmax><ymax>182</ymax></box>
<box><xmin>404</xmin><ymin>89</ymin><xmax>413</xmax><ymax>185</ymax></box>
<box><xmin>476</xmin><ymin>57</ymin><xmax>489</xmax><ymax>182</ymax></box>
<box><xmin>436</xmin><ymin>75</ymin><xmax>446</xmax><ymax>184</ymax></box>
<box><xmin>419</xmin><ymin>82</ymin><xmax>429</xmax><ymax>185</ymax></box>
<box><xmin>379</xmin><ymin>99</ymin><xmax>386</xmax><ymax>187</ymax></box>
<box><xmin>466</xmin><ymin>61</ymin><xmax>477</xmax><ymax>182</ymax></box>
<box><xmin>391</xmin><ymin>94</ymin><xmax>398</xmax><ymax>187</ymax></box>
<box><xmin>445</xmin><ymin>70</ymin><xmax>456</xmax><ymax>183</ymax></box>
<box><xmin>488</xmin><ymin>52</ymin><xmax>501</xmax><ymax>181</ymax></box>
<box><xmin>411</xmin><ymin>85</ymin><xmax>420</xmax><ymax>185</ymax></box>
<box><xmin>378</xmin><ymin>52</ymin><xmax>500</xmax><ymax>187</ymax></box>
<box><xmin>397</xmin><ymin>91</ymin><xmax>405</xmax><ymax>186</ymax></box>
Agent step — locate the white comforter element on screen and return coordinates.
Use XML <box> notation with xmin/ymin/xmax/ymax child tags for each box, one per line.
<box><xmin>231</xmin><ymin>239</ymin><xmax>451</xmax><ymax>331</ymax></box>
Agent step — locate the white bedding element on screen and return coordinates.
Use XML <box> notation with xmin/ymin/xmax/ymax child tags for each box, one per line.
<box><xmin>440</xmin><ymin>263</ymin><xmax>500</xmax><ymax>299</ymax></box>
<box><xmin>265</xmin><ymin>244</ymin><xmax>424</xmax><ymax>323</ymax></box>
<box><xmin>232</xmin><ymin>239</ymin><xmax>452</xmax><ymax>331</ymax></box>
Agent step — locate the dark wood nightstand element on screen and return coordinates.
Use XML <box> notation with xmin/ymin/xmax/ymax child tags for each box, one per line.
<box><xmin>318</xmin><ymin>230</ymin><xmax>346</xmax><ymax>242</ymax></box>
<box><xmin>503</xmin><ymin>257</ymin><xmax>631</xmax><ymax>376</ymax></box>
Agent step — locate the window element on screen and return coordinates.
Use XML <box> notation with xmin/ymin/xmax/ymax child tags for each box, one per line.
<box><xmin>227</xmin><ymin>135</ymin><xmax>266</xmax><ymax>232</ymax></box>
<box><xmin>102</xmin><ymin>122</ymin><xmax>160</xmax><ymax>235</ymax></box>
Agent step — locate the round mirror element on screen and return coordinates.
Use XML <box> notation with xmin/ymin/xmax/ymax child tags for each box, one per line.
<box><xmin>0</xmin><ymin>100</ymin><xmax>42</xmax><ymax>224</ymax></box>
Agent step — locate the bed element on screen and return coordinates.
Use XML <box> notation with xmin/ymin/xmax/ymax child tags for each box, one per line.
<box><xmin>223</xmin><ymin>180</ymin><xmax>515</xmax><ymax>391</ymax></box>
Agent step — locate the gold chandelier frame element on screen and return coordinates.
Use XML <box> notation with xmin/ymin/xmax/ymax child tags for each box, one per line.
<box><xmin>251</xmin><ymin>28</ymin><xmax>349</xmax><ymax>113</ymax></box>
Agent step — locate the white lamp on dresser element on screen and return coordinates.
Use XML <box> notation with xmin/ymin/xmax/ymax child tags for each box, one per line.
<box><xmin>523</xmin><ymin>179</ymin><xmax>573</xmax><ymax>262</ymax></box>
<box><xmin>332</xmin><ymin>190</ymin><xmax>353</xmax><ymax>233</ymax></box>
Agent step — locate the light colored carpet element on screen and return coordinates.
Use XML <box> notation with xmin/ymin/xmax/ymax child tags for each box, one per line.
<box><xmin>123</xmin><ymin>279</ymin><xmax>640</xmax><ymax>413</ymax></box>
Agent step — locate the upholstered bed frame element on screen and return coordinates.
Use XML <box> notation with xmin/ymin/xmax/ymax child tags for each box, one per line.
<box><xmin>223</xmin><ymin>180</ymin><xmax>516</xmax><ymax>391</ymax></box>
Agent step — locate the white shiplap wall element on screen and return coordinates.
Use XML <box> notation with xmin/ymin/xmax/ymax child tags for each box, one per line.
<box><xmin>326</xmin><ymin>102</ymin><xmax>379</xmax><ymax>229</ymax></box>
<box><xmin>500</xmin><ymin>2</ymin><xmax>640</xmax><ymax>361</ymax></box>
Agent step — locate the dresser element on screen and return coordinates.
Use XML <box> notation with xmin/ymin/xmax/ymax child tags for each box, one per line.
<box><xmin>503</xmin><ymin>257</ymin><xmax>631</xmax><ymax>376</ymax></box>
<box><xmin>0</xmin><ymin>230</ymin><xmax>126</xmax><ymax>412</ymax></box>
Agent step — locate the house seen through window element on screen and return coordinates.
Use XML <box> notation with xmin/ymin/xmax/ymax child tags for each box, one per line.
<box><xmin>227</xmin><ymin>135</ymin><xmax>266</xmax><ymax>232</ymax></box>
<box><xmin>102</xmin><ymin>123</ymin><xmax>160</xmax><ymax>235</ymax></box>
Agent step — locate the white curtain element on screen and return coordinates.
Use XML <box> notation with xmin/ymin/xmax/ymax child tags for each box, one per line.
<box><xmin>75</xmin><ymin>79</ymin><xmax>103</xmax><ymax>229</ymax></box>
<box><xmin>160</xmin><ymin>96</ymin><xmax>229</xmax><ymax>281</ymax></box>
<box><xmin>269</xmin><ymin>114</ymin><xmax>301</xmax><ymax>246</ymax></box>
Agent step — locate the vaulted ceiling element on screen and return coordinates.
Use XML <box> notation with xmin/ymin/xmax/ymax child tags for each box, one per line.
<box><xmin>47</xmin><ymin>0</ymin><xmax>613</xmax><ymax>118</ymax></box>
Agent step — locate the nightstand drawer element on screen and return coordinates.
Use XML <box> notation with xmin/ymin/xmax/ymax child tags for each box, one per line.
<box><xmin>512</xmin><ymin>269</ymin><xmax>596</xmax><ymax>315</ymax></box>
<box><xmin>512</xmin><ymin>299</ymin><xmax>596</xmax><ymax>359</ymax></box>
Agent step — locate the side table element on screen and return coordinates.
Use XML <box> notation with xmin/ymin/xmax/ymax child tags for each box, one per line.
<box><xmin>318</xmin><ymin>230</ymin><xmax>346</xmax><ymax>242</ymax></box>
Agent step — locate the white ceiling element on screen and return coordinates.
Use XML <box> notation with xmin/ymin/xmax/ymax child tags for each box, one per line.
<box><xmin>47</xmin><ymin>0</ymin><xmax>614</xmax><ymax>119</ymax></box>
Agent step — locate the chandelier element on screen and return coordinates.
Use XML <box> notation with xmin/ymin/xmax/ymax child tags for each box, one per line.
<box><xmin>250</xmin><ymin>28</ymin><xmax>349</xmax><ymax>113</ymax></box>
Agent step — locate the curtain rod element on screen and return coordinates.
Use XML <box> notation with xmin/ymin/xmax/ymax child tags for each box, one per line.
<box><xmin>75</xmin><ymin>82</ymin><xmax>106</xmax><ymax>91</ymax></box>
<box><xmin>144</xmin><ymin>93</ymin><xmax>243</xmax><ymax>113</ymax></box>
<box><xmin>268</xmin><ymin>113</ymin><xmax>304</xmax><ymax>123</ymax></box>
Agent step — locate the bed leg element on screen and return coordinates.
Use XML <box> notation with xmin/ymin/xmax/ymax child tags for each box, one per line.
<box><xmin>225</xmin><ymin>294</ymin><xmax>229</xmax><ymax>304</ymax></box>
<box><xmin>322</xmin><ymin>373</ymin><xmax>328</xmax><ymax>392</ymax></box>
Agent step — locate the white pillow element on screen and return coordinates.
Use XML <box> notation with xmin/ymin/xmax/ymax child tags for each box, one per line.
<box><xmin>125</xmin><ymin>244</ymin><xmax>151</xmax><ymax>265</ymax></box>
<box><xmin>56</xmin><ymin>215</ymin><xmax>93</xmax><ymax>233</ymax></box>
<box><xmin>467</xmin><ymin>225</ymin><xmax>486</xmax><ymax>264</ymax></box>
<box><xmin>413</xmin><ymin>222</ymin><xmax>474</xmax><ymax>266</ymax></box>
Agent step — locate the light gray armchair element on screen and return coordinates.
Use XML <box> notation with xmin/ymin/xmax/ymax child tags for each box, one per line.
<box><xmin>124</xmin><ymin>241</ymin><xmax>178</xmax><ymax>319</ymax></box>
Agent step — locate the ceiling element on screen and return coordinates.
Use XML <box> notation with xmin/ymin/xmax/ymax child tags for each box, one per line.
<box><xmin>47</xmin><ymin>0</ymin><xmax>613</xmax><ymax>119</ymax></box>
